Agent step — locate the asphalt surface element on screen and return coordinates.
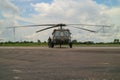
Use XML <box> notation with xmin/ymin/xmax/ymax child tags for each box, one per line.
<box><xmin>0</xmin><ymin>47</ymin><xmax>120</xmax><ymax>80</ymax></box>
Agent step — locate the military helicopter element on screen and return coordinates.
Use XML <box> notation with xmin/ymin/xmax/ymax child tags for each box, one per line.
<box><xmin>9</xmin><ymin>23</ymin><xmax>110</xmax><ymax>48</ymax></box>
<box><xmin>34</xmin><ymin>23</ymin><xmax>110</xmax><ymax>48</ymax></box>
<box><xmin>36</xmin><ymin>24</ymin><xmax>74</xmax><ymax>48</ymax></box>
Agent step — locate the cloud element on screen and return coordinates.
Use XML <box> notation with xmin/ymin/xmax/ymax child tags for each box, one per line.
<box><xmin>0</xmin><ymin>0</ymin><xmax>19</xmax><ymax>13</ymax></box>
<box><xmin>0</xmin><ymin>30</ymin><xmax>2</xmax><ymax>35</ymax></box>
<box><xmin>30</xmin><ymin>0</ymin><xmax>111</xmax><ymax>24</ymax></box>
<box><xmin>0</xmin><ymin>0</ymin><xmax>19</xmax><ymax>27</ymax></box>
<box><xmin>0</xmin><ymin>0</ymin><xmax>19</xmax><ymax>41</ymax></box>
<box><xmin>106</xmin><ymin>7</ymin><xmax>120</xmax><ymax>25</ymax></box>
<box><xmin>20</xmin><ymin>0</ymin><xmax>33</xmax><ymax>2</ymax></box>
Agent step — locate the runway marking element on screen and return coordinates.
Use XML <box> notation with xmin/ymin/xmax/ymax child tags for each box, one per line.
<box><xmin>103</xmin><ymin>63</ymin><xmax>109</xmax><ymax>65</ymax></box>
<box><xmin>12</xmin><ymin>69</ymin><xmax>22</xmax><ymax>80</ymax></box>
<box><xmin>13</xmin><ymin>76</ymin><xmax>20</xmax><ymax>80</ymax></box>
<box><xmin>12</xmin><ymin>69</ymin><xmax>23</xmax><ymax>73</ymax></box>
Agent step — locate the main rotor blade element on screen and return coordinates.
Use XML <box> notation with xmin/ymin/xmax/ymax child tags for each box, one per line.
<box><xmin>72</xmin><ymin>26</ymin><xmax>96</xmax><ymax>33</ymax></box>
<box><xmin>67</xmin><ymin>24</ymin><xmax>111</xmax><ymax>27</ymax></box>
<box><xmin>7</xmin><ymin>23</ymin><xmax>111</xmax><ymax>28</ymax></box>
<box><xmin>7</xmin><ymin>24</ymin><xmax>66</xmax><ymax>28</ymax></box>
<box><xmin>8</xmin><ymin>24</ymin><xmax>56</xmax><ymax>28</ymax></box>
<box><xmin>36</xmin><ymin>26</ymin><xmax>59</xmax><ymax>33</ymax></box>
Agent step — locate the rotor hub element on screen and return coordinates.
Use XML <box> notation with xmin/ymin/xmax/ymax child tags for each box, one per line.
<box><xmin>57</xmin><ymin>24</ymin><xmax>66</xmax><ymax>27</ymax></box>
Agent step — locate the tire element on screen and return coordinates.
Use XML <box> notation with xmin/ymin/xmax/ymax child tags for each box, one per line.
<box><xmin>69</xmin><ymin>43</ymin><xmax>72</xmax><ymax>48</ymax></box>
<box><xmin>51</xmin><ymin>43</ymin><xmax>54</xmax><ymax>48</ymax></box>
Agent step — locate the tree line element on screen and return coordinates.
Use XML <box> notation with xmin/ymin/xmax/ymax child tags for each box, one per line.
<box><xmin>0</xmin><ymin>39</ymin><xmax>120</xmax><ymax>44</ymax></box>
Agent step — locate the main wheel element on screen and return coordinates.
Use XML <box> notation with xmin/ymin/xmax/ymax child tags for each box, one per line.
<box><xmin>51</xmin><ymin>43</ymin><xmax>54</xmax><ymax>48</ymax></box>
<box><xmin>69</xmin><ymin>43</ymin><xmax>72</xmax><ymax>48</ymax></box>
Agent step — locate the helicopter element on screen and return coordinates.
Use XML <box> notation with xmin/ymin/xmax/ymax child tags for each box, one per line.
<box><xmin>8</xmin><ymin>23</ymin><xmax>110</xmax><ymax>48</ymax></box>
<box><xmin>35</xmin><ymin>23</ymin><xmax>110</xmax><ymax>48</ymax></box>
<box><xmin>36</xmin><ymin>24</ymin><xmax>74</xmax><ymax>48</ymax></box>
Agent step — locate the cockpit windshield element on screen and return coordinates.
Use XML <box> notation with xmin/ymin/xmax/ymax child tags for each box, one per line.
<box><xmin>54</xmin><ymin>30</ymin><xmax>70</xmax><ymax>37</ymax></box>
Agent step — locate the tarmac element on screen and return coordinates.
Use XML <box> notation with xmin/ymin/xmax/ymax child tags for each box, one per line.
<box><xmin>0</xmin><ymin>47</ymin><xmax>120</xmax><ymax>80</ymax></box>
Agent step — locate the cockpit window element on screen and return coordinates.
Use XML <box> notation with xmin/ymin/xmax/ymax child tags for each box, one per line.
<box><xmin>54</xmin><ymin>30</ymin><xmax>70</xmax><ymax>37</ymax></box>
<box><xmin>64</xmin><ymin>31</ymin><xmax>70</xmax><ymax>36</ymax></box>
<box><xmin>54</xmin><ymin>31</ymin><xmax>60</xmax><ymax>37</ymax></box>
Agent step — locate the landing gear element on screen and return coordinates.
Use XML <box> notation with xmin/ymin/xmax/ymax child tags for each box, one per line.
<box><xmin>69</xmin><ymin>43</ymin><xmax>72</xmax><ymax>48</ymax></box>
<box><xmin>48</xmin><ymin>42</ymin><xmax>54</xmax><ymax>48</ymax></box>
<box><xmin>51</xmin><ymin>43</ymin><xmax>54</xmax><ymax>48</ymax></box>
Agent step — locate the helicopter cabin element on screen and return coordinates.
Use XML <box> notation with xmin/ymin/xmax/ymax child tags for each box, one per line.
<box><xmin>51</xmin><ymin>29</ymin><xmax>71</xmax><ymax>44</ymax></box>
<box><xmin>52</xmin><ymin>29</ymin><xmax>71</xmax><ymax>37</ymax></box>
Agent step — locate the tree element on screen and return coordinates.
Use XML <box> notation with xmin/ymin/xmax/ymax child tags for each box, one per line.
<box><xmin>114</xmin><ymin>39</ymin><xmax>119</xmax><ymax>43</ymax></box>
<box><xmin>72</xmin><ymin>40</ymin><xmax>78</xmax><ymax>44</ymax></box>
<box><xmin>37</xmin><ymin>40</ymin><xmax>41</xmax><ymax>43</ymax></box>
<box><xmin>44</xmin><ymin>41</ymin><xmax>47</xmax><ymax>43</ymax></box>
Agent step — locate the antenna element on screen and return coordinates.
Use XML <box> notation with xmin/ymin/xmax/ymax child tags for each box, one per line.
<box><xmin>13</xmin><ymin>27</ymin><xmax>15</xmax><ymax>42</ymax></box>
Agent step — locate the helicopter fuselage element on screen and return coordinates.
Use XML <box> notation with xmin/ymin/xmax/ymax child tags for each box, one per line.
<box><xmin>48</xmin><ymin>29</ymin><xmax>72</xmax><ymax>48</ymax></box>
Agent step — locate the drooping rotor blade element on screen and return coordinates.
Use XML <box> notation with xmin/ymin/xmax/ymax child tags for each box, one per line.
<box><xmin>36</xmin><ymin>26</ymin><xmax>59</xmax><ymax>33</ymax></box>
<box><xmin>72</xmin><ymin>26</ymin><xmax>97</xmax><ymax>33</ymax></box>
<box><xmin>8</xmin><ymin>24</ymin><xmax>57</xmax><ymax>28</ymax></box>
<box><xmin>67</xmin><ymin>24</ymin><xmax>111</xmax><ymax>27</ymax></box>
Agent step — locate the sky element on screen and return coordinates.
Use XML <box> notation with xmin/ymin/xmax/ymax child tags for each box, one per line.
<box><xmin>0</xmin><ymin>0</ymin><xmax>120</xmax><ymax>42</ymax></box>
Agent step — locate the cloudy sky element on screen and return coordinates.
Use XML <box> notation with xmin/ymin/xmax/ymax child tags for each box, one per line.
<box><xmin>0</xmin><ymin>0</ymin><xmax>120</xmax><ymax>42</ymax></box>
